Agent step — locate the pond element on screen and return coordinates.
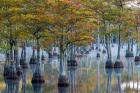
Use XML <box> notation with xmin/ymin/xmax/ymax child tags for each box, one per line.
<box><xmin>0</xmin><ymin>44</ymin><xmax>139</xmax><ymax>93</ymax></box>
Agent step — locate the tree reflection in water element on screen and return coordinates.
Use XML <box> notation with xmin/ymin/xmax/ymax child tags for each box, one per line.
<box><xmin>114</xmin><ymin>68</ymin><xmax>123</xmax><ymax>93</ymax></box>
<box><xmin>58</xmin><ymin>86</ymin><xmax>69</xmax><ymax>93</ymax></box>
<box><xmin>5</xmin><ymin>80</ymin><xmax>19</xmax><ymax>93</ymax></box>
<box><xmin>68</xmin><ymin>66</ymin><xmax>78</xmax><ymax>93</ymax></box>
<box><xmin>95</xmin><ymin>58</ymin><xmax>100</xmax><ymax>93</ymax></box>
<box><xmin>32</xmin><ymin>83</ymin><xmax>44</xmax><ymax>93</ymax></box>
<box><xmin>32</xmin><ymin>61</ymin><xmax>45</xmax><ymax>93</ymax></box>
<box><xmin>135</xmin><ymin>62</ymin><xmax>140</xmax><ymax>93</ymax></box>
<box><xmin>3</xmin><ymin>44</ymin><xmax>140</xmax><ymax>93</ymax></box>
<box><xmin>127</xmin><ymin>58</ymin><xmax>133</xmax><ymax>89</ymax></box>
<box><xmin>105</xmin><ymin>68</ymin><xmax>113</xmax><ymax>93</ymax></box>
<box><xmin>21</xmin><ymin>68</ymin><xmax>28</xmax><ymax>93</ymax></box>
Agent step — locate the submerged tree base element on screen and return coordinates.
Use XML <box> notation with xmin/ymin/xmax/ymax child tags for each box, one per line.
<box><xmin>125</xmin><ymin>51</ymin><xmax>134</xmax><ymax>58</ymax></box>
<box><xmin>134</xmin><ymin>56</ymin><xmax>140</xmax><ymax>65</ymax></box>
<box><xmin>96</xmin><ymin>53</ymin><xmax>100</xmax><ymax>58</ymax></box>
<box><xmin>29</xmin><ymin>57</ymin><xmax>37</xmax><ymax>64</ymax></box>
<box><xmin>16</xmin><ymin>66</ymin><xmax>22</xmax><ymax>79</ymax></box>
<box><xmin>3</xmin><ymin>64</ymin><xmax>9</xmax><ymax>79</ymax></box>
<box><xmin>102</xmin><ymin>49</ymin><xmax>106</xmax><ymax>54</ymax></box>
<box><xmin>99</xmin><ymin>49</ymin><xmax>101</xmax><ymax>52</ymax></box>
<box><xmin>91</xmin><ymin>46</ymin><xmax>94</xmax><ymax>50</ymax></box>
<box><xmin>20</xmin><ymin>63</ymin><xmax>28</xmax><ymax>69</ymax></box>
<box><xmin>112</xmin><ymin>45</ymin><xmax>114</xmax><ymax>47</ymax></box>
<box><xmin>4</xmin><ymin>63</ymin><xmax>19</xmax><ymax>81</ymax></box>
<box><xmin>96</xmin><ymin>47</ymin><xmax>98</xmax><ymax>50</ymax></box>
<box><xmin>105</xmin><ymin>60</ymin><xmax>114</xmax><ymax>68</ymax></box>
<box><xmin>58</xmin><ymin>75</ymin><xmax>69</xmax><ymax>87</ymax></box>
<box><xmin>20</xmin><ymin>59</ymin><xmax>28</xmax><ymax>69</ymax></box>
<box><xmin>31</xmin><ymin>72</ymin><xmax>45</xmax><ymax>84</ymax></box>
<box><xmin>114</xmin><ymin>60</ymin><xmax>124</xmax><ymax>68</ymax></box>
<box><xmin>114</xmin><ymin>68</ymin><xmax>123</xmax><ymax>75</ymax></box>
<box><xmin>85</xmin><ymin>51</ymin><xmax>89</xmax><ymax>54</ymax></box>
<box><xmin>6</xmin><ymin>72</ymin><xmax>18</xmax><ymax>81</ymax></box>
<box><xmin>67</xmin><ymin>60</ymin><xmax>78</xmax><ymax>67</ymax></box>
<box><xmin>41</xmin><ymin>55</ymin><xmax>45</xmax><ymax>61</ymax></box>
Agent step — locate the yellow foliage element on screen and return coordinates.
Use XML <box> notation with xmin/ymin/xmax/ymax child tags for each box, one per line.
<box><xmin>0</xmin><ymin>82</ymin><xmax>5</xmax><ymax>89</ymax></box>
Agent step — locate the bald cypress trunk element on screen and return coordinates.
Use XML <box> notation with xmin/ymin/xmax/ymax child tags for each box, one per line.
<box><xmin>128</xmin><ymin>31</ymin><xmax>131</xmax><ymax>53</ymax></box>
<box><xmin>36</xmin><ymin>38</ymin><xmax>40</xmax><ymax>63</ymax></box>
<box><xmin>59</xmin><ymin>35</ymin><xmax>65</xmax><ymax>75</ymax></box>
<box><xmin>105</xmin><ymin>35</ymin><xmax>111</xmax><ymax>61</ymax></box>
<box><xmin>136</xmin><ymin>25</ymin><xmax>139</xmax><ymax>56</ymax></box>
<box><xmin>117</xmin><ymin>24</ymin><xmax>121</xmax><ymax>59</ymax></box>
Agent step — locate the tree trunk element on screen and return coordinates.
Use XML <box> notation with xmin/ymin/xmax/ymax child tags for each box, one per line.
<box><xmin>117</xmin><ymin>24</ymin><xmax>121</xmax><ymax>59</ymax></box>
<box><xmin>117</xmin><ymin>76</ymin><xmax>122</xmax><ymax>93</ymax></box>
<box><xmin>105</xmin><ymin>35</ymin><xmax>110</xmax><ymax>59</ymax></box>
<box><xmin>136</xmin><ymin>26</ymin><xmax>139</xmax><ymax>55</ymax></box>
<box><xmin>128</xmin><ymin>31</ymin><xmax>131</xmax><ymax>52</ymax></box>
<box><xmin>109</xmin><ymin>34</ymin><xmax>112</xmax><ymax>60</ymax></box>
<box><xmin>59</xmin><ymin>35</ymin><xmax>65</xmax><ymax>76</ymax></box>
<box><xmin>23</xmin><ymin>43</ymin><xmax>26</xmax><ymax>60</ymax></box>
<box><xmin>131</xmin><ymin>39</ymin><xmax>133</xmax><ymax>52</ymax></box>
<box><xmin>97</xmin><ymin>34</ymin><xmax>100</xmax><ymax>50</ymax></box>
<box><xmin>70</xmin><ymin>44</ymin><xmax>76</xmax><ymax>60</ymax></box>
<box><xmin>36</xmin><ymin>38</ymin><xmax>40</xmax><ymax>62</ymax></box>
<box><xmin>105</xmin><ymin>35</ymin><xmax>111</xmax><ymax>61</ymax></box>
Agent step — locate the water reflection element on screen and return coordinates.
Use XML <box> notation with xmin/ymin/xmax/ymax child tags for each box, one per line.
<box><xmin>58</xmin><ymin>87</ymin><xmax>69</xmax><ymax>93</ymax></box>
<box><xmin>95</xmin><ymin>58</ymin><xmax>100</xmax><ymax>93</ymax></box>
<box><xmin>135</xmin><ymin>64</ymin><xmax>139</xmax><ymax>93</ymax></box>
<box><xmin>105</xmin><ymin>68</ymin><xmax>113</xmax><ymax>93</ymax></box>
<box><xmin>5</xmin><ymin>80</ymin><xmax>19</xmax><ymax>93</ymax></box>
<box><xmin>68</xmin><ymin>66</ymin><xmax>78</xmax><ymax>93</ymax></box>
<box><xmin>114</xmin><ymin>68</ymin><xmax>123</xmax><ymax>93</ymax></box>
<box><xmin>21</xmin><ymin>68</ymin><xmax>28</xmax><ymax>93</ymax></box>
<box><xmin>32</xmin><ymin>83</ymin><xmax>44</xmax><ymax>93</ymax></box>
<box><xmin>2</xmin><ymin>46</ymin><xmax>140</xmax><ymax>93</ymax></box>
<box><xmin>127</xmin><ymin>58</ymin><xmax>133</xmax><ymax>89</ymax></box>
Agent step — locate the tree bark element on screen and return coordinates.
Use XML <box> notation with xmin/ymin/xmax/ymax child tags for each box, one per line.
<box><xmin>60</xmin><ymin>35</ymin><xmax>65</xmax><ymax>75</ymax></box>
<box><xmin>136</xmin><ymin>26</ymin><xmax>139</xmax><ymax>55</ymax></box>
<box><xmin>36</xmin><ymin>38</ymin><xmax>40</xmax><ymax>62</ymax></box>
<box><xmin>117</xmin><ymin>76</ymin><xmax>122</xmax><ymax>93</ymax></box>
<box><xmin>117</xmin><ymin>24</ymin><xmax>121</xmax><ymax>59</ymax></box>
<box><xmin>128</xmin><ymin>31</ymin><xmax>131</xmax><ymax>52</ymax></box>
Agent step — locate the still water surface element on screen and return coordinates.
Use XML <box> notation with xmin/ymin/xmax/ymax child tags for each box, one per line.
<box><xmin>0</xmin><ymin>46</ymin><xmax>139</xmax><ymax>93</ymax></box>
